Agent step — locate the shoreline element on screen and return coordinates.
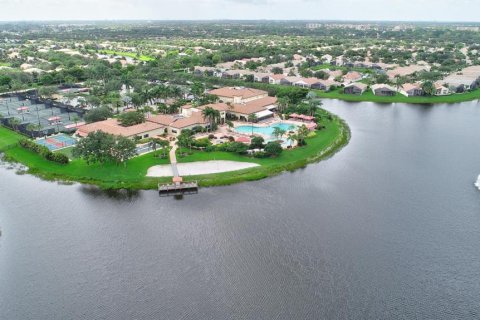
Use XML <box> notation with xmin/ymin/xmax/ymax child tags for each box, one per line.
<box><xmin>0</xmin><ymin>111</ymin><xmax>350</xmax><ymax>191</ymax></box>
<box><xmin>314</xmin><ymin>88</ymin><xmax>480</xmax><ymax>104</ymax></box>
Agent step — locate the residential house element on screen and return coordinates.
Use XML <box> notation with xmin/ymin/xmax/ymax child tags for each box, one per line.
<box><xmin>293</xmin><ymin>78</ymin><xmax>323</xmax><ymax>89</ymax></box>
<box><xmin>280</xmin><ymin>76</ymin><xmax>302</xmax><ymax>86</ymax></box>
<box><xmin>441</xmin><ymin>66</ymin><xmax>480</xmax><ymax>93</ymax></box>
<box><xmin>344</xmin><ymin>83</ymin><xmax>368</xmax><ymax>95</ymax></box>
<box><xmin>269</xmin><ymin>74</ymin><xmax>286</xmax><ymax>85</ymax></box>
<box><xmin>314</xmin><ymin>79</ymin><xmax>337</xmax><ymax>91</ymax></box>
<box><xmin>387</xmin><ymin>64</ymin><xmax>430</xmax><ymax>80</ymax></box>
<box><xmin>400</xmin><ymin>83</ymin><xmax>424</xmax><ymax>97</ymax></box>
<box><xmin>253</xmin><ymin>73</ymin><xmax>271</xmax><ymax>83</ymax></box>
<box><xmin>434</xmin><ymin>83</ymin><xmax>450</xmax><ymax>96</ymax></box>
<box><xmin>371</xmin><ymin>84</ymin><xmax>397</xmax><ymax>96</ymax></box>
<box><xmin>343</xmin><ymin>71</ymin><xmax>363</xmax><ymax>84</ymax></box>
<box><xmin>194</xmin><ymin>66</ymin><xmax>219</xmax><ymax>77</ymax></box>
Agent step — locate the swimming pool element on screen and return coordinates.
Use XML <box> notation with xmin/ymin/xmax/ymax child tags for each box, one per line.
<box><xmin>234</xmin><ymin>123</ymin><xmax>297</xmax><ymax>138</ymax></box>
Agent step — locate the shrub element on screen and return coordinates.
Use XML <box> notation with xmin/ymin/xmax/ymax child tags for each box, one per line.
<box><xmin>216</xmin><ymin>142</ymin><xmax>249</xmax><ymax>154</ymax></box>
<box><xmin>307</xmin><ymin>131</ymin><xmax>317</xmax><ymax>138</ymax></box>
<box><xmin>18</xmin><ymin>138</ymin><xmax>69</xmax><ymax>164</ymax></box>
<box><xmin>193</xmin><ymin>138</ymin><xmax>211</xmax><ymax>148</ymax></box>
<box><xmin>253</xmin><ymin>151</ymin><xmax>269</xmax><ymax>158</ymax></box>
<box><xmin>264</xmin><ymin>141</ymin><xmax>283</xmax><ymax>157</ymax></box>
<box><xmin>250</xmin><ymin>136</ymin><xmax>265</xmax><ymax>149</ymax></box>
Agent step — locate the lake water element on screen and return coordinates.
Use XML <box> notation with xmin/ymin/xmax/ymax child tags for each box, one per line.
<box><xmin>1</xmin><ymin>100</ymin><xmax>480</xmax><ymax>319</ymax></box>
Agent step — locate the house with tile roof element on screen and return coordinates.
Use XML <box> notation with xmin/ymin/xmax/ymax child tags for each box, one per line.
<box><xmin>344</xmin><ymin>83</ymin><xmax>368</xmax><ymax>95</ymax></box>
<box><xmin>399</xmin><ymin>83</ymin><xmax>424</xmax><ymax>97</ymax></box>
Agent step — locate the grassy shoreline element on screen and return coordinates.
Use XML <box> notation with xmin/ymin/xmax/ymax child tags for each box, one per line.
<box><xmin>0</xmin><ymin>112</ymin><xmax>350</xmax><ymax>190</ymax></box>
<box><xmin>317</xmin><ymin>88</ymin><xmax>480</xmax><ymax>104</ymax></box>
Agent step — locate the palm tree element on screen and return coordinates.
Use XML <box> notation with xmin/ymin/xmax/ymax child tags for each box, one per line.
<box><xmin>72</xmin><ymin>115</ymin><xmax>80</xmax><ymax>127</ymax></box>
<box><xmin>296</xmin><ymin>124</ymin><xmax>310</xmax><ymax>146</ymax></box>
<box><xmin>272</xmin><ymin>127</ymin><xmax>286</xmax><ymax>140</ymax></box>
<box><xmin>307</xmin><ymin>99</ymin><xmax>323</xmax><ymax>116</ymax></box>
<box><xmin>247</xmin><ymin>113</ymin><xmax>258</xmax><ymax>135</ymax></box>
<box><xmin>394</xmin><ymin>75</ymin><xmax>405</xmax><ymax>92</ymax></box>
<box><xmin>287</xmin><ymin>132</ymin><xmax>297</xmax><ymax>147</ymax></box>
<box><xmin>202</xmin><ymin>107</ymin><xmax>220</xmax><ymax>132</ymax></box>
<box><xmin>277</xmin><ymin>97</ymin><xmax>289</xmax><ymax>114</ymax></box>
<box><xmin>8</xmin><ymin>117</ymin><xmax>21</xmax><ymax>132</ymax></box>
<box><xmin>26</xmin><ymin>123</ymin><xmax>41</xmax><ymax>138</ymax></box>
<box><xmin>170</xmin><ymin>86</ymin><xmax>182</xmax><ymax>99</ymax></box>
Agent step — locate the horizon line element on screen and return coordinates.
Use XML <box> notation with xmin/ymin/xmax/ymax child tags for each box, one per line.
<box><xmin>0</xmin><ymin>19</ymin><xmax>480</xmax><ymax>24</ymax></box>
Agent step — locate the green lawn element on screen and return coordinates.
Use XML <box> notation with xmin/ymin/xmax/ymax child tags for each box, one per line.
<box><xmin>54</xmin><ymin>146</ymin><xmax>76</xmax><ymax>159</ymax></box>
<box><xmin>0</xmin><ymin>126</ymin><xmax>25</xmax><ymax>151</ymax></box>
<box><xmin>4</xmin><ymin>146</ymin><xmax>171</xmax><ymax>189</ymax></box>
<box><xmin>99</xmin><ymin>50</ymin><xmax>155</xmax><ymax>62</ymax></box>
<box><xmin>316</xmin><ymin>88</ymin><xmax>480</xmax><ymax>104</ymax></box>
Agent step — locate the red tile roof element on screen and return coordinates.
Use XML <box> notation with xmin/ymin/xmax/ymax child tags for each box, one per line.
<box><xmin>76</xmin><ymin>118</ymin><xmax>164</xmax><ymax>137</ymax></box>
<box><xmin>208</xmin><ymin>87</ymin><xmax>267</xmax><ymax>99</ymax></box>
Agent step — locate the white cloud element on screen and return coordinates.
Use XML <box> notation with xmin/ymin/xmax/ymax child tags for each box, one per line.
<box><xmin>0</xmin><ymin>0</ymin><xmax>478</xmax><ymax>22</ymax></box>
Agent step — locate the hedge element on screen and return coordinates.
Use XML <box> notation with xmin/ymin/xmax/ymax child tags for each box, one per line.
<box><xmin>18</xmin><ymin>139</ymin><xmax>69</xmax><ymax>164</ymax></box>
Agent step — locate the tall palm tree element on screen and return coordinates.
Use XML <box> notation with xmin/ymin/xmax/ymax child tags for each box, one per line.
<box><xmin>170</xmin><ymin>86</ymin><xmax>182</xmax><ymax>99</ymax></box>
<box><xmin>202</xmin><ymin>107</ymin><xmax>220</xmax><ymax>132</ymax></box>
<box><xmin>287</xmin><ymin>132</ymin><xmax>297</xmax><ymax>147</ymax></box>
<box><xmin>277</xmin><ymin>97</ymin><xmax>289</xmax><ymax>114</ymax></box>
<box><xmin>247</xmin><ymin>113</ymin><xmax>258</xmax><ymax>135</ymax></box>
<box><xmin>26</xmin><ymin>123</ymin><xmax>41</xmax><ymax>138</ymax></box>
<box><xmin>296</xmin><ymin>124</ymin><xmax>310</xmax><ymax>146</ymax></box>
<box><xmin>272</xmin><ymin>127</ymin><xmax>286</xmax><ymax>140</ymax></box>
<box><xmin>8</xmin><ymin>117</ymin><xmax>21</xmax><ymax>132</ymax></box>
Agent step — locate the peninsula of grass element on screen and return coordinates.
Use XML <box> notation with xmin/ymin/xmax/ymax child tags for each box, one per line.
<box><xmin>315</xmin><ymin>88</ymin><xmax>480</xmax><ymax>104</ymax></box>
<box><xmin>0</xmin><ymin>113</ymin><xmax>349</xmax><ymax>190</ymax></box>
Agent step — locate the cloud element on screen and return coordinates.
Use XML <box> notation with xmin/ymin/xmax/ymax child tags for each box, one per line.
<box><xmin>0</xmin><ymin>0</ymin><xmax>478</xmax><ymax>22</ymax></box>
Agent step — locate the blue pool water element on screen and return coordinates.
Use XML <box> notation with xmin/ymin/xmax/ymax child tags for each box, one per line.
<box><xmin>235</xmin><ymin>123</ymin><xmax>296</xmax><ymax>138</ymax></box>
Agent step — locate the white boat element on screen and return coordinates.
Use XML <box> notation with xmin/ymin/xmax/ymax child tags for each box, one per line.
<box><xmin>475</xmin><ymin>175</ymin><xmax>480</xmax><ymax>190</ymax></box>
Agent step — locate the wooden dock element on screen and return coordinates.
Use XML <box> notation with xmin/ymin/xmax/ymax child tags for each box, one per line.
<box><xmin>158</xmin><ymin>180</ymin><xmax>198</xmax><ymax>196</ymax></box>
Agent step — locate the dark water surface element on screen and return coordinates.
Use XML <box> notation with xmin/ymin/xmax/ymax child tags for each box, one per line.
<box><xmin>1</xmin><ymin>100</ymin><xmax>480</xmax><ymax>319</ymax></box>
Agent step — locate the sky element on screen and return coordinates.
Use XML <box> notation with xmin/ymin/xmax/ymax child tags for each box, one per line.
<box><xmin>0</xmin><ymin>0</ymin><xmax>479</xmax><ymax>22</ymax></box>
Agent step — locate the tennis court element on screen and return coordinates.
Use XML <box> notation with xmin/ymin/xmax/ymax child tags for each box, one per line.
<box><xmin>35</xmin><ymin>134</ymin><xmax>77</xmax><ymax>151</ymax></box>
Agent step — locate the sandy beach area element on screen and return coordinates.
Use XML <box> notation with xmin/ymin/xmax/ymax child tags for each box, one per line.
<box><xmin>146</xmin><ymin>160</ymin><xmax>260</xmax><ymax>177</ymax></box>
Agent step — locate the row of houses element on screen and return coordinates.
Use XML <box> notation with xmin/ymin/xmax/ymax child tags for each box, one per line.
<box><xmin>345</xmin><ymin>82</ymin><xmax>450</xmax><ymax>97</ymax></box>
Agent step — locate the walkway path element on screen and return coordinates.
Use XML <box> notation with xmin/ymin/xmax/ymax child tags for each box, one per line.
<box><xmin>169</xmin><ymin>143</ymin><xmax>179</xmax><ymax>178</ymax></box>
